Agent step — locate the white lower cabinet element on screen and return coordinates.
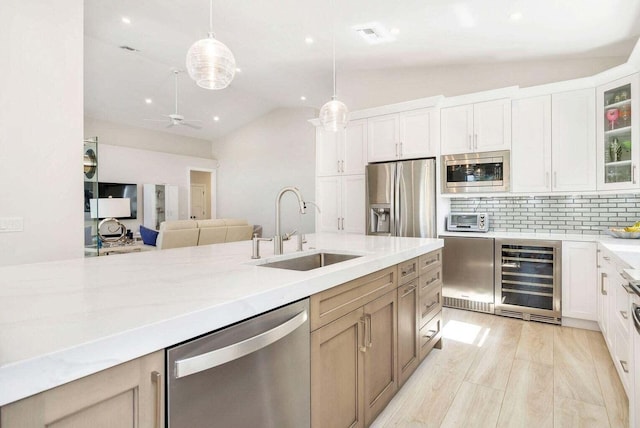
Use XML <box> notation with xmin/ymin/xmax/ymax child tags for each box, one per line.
<box><xmin>316</xmin><ymin>175</ymin><xmax>365</xmax><ymax>234</ymax></box>
<box><xmin>598</xmin><ymin>244</ymin><xmax>636</xmax><ymax>411</ymax></box>
<box><xmin>562</xmin><ymin>241</ymin><xmax>597</xmax><ymax>321</ymax></box>
<box><xmin>0</xmin><ymin>351</ymin><xmax>164</xmax><ymax>428</ymax></box>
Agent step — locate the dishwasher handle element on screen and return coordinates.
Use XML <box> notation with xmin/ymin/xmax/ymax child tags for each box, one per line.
<box><xmin>174</xmin><ymin>309</ymin><xmax>308</xmax><ymax>379</ymax></box>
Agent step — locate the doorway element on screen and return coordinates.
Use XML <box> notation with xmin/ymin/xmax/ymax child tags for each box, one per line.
<box><xmin>188</xmin><ymin>169</ymin><xmax>216</xmax><ymax>220</ymax></box>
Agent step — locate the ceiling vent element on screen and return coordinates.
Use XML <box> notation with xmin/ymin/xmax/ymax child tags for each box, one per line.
<box><xmin>353</xmin><ymin>23</ymin><xmax>395</xmax><ymax>45</ymax></box>
<box><xmin>119</xmin><ymin>45</ymin><xmax>140</xmax><ymax>52</ymax></box>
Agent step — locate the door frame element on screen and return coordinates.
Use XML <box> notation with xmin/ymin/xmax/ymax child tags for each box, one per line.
<box><xmin>187</xmin><ymin>167</ymin><xmax>217</xmax><ymax>220</ymax></box>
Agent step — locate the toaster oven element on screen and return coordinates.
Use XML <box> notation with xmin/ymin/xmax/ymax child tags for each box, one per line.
<box><xmin>446</xmin><ymin>213</ymin><xmax>489</xmax><ymax>232</ymax></box>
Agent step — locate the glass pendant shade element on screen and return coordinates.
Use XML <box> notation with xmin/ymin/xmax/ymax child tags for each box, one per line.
<box><xmin>186</xmin><ymin>34</ymin><xmax>236</xmax><ymax>90</ymax></box>
<box><xmin>319</xmin><ymin>98</ymin><xmax>349</xmax><ymax>131</ymax></box>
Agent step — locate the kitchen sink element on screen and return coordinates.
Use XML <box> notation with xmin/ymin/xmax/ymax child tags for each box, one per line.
<box><xmin>258</xmin><ymin>252</ymin><xmax>362</xmax><ymax>271</ymax></box>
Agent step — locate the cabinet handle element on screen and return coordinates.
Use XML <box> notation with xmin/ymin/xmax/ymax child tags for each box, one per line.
<box><xmin>620</xmin><ymin>360</ymin><xmax>629</xmax><ymax>373</ymax></box>
<box><xmin>424</xmin><ymin>300</ymin><xmax>438</xmax><ymax>313</ymax></box>
<box><xmin>424</xmin><ymin>329</ymin><xmax>437</xmax><ymax>340</ymax></box>
<box><xmin>401</xmin><ymin>263</ymin><xmax>416</xmax><ymax>277</ymax></box>
<box><xmin>474</xmin><ymin>134</ymin><xmax>478</xmax><ymax>150</ymax></box>
<box><xmin>341</xmin><ymin>160</ymin><xmax>345</xmax><ymax>173</ymax></box>
<box><xmin>337</xmin><ymin>160</ymin><xmax>341</xmax><ymax>173</ymax></box>
<box><xmin>401</xmin><ymin>284</ymin><xmax>417</xmax><ymax>298</ymax></box>
<box><xmin>341</xmin><ymin>217</ymin><xmax>344</xmax><ymax>230</ymax></box>
<box><xmin>366</xmin><ymin>314</ymin><xmax>373</xmax><ymax>348</ymax></box>
<box><xmin>400</xmin><ymin>142</ymin><xmax>403</xmax><ymax>157</ymax></box>
<box><xmin>620</xmin><ymin>311</ymin><xmax>629</xmax><ymax>320</ymax></box>
<box><xmin>424</xmin><ymin>257</ymin><xmax>439</xmax><ymax>267</ymax></box>
<box><xmin>553</xmin><ymin>171</ymin><xmax>557</xmax><ymax>188</ymax></box>
<box><xmin>424</xmin><ymin>274</ymin><xmax>439</xmax><ymax>286</ymax></box>
<box><xmin>360</xmin><ymin>317</ymin><xmax>367</xmax><ymax>352</ymax></box>
<box><xmin>395</xmin><ymin>143</ymin><xmax>399</xmax><ymax>157</ymax></box>
<box><xmin>634</xmin><ymin>164</ymin><xmax>637</xmax><ymax>184</ymax></box>
<box><xmin>601</xmin><ymin>272</ymin><xmax>608</xmax><ymax>296</ymax></box>
<box><xmin>603</xmin><ymin>256</ymin><xmax>610</xmax><ymax>261</ymax></box>
<box><xmin>151</xmin><ymin>371</ymin><xmax>162</xmax><ymax>428</ymax></box>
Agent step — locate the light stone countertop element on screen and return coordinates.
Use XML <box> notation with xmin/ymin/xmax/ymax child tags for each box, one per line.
<box><xmin>0</xmin><ymin>233</ymin><xmax>443</xmax><ymax>407</ymax></box>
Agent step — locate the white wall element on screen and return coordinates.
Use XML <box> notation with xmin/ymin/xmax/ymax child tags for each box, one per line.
<box><xmin>340</xmin><ymin>56</ymin><xmax>624</xmax><ymax>111</ymax></box>
<box><xmin>96</xmin><ymin>144</ymin><xmax>218</xmax><ymax>233</ymax></box>
<box><xmin>212</xmin><ymin>108</ymin><xmax>317</xmax><ymax>238</ymax></box>
<box><xmin>85</xmin><ymin>116</ymin><xmax>214</xmax><ymax>159</ymax></box>
<box><xmin>0</xmin><ymin>0</ymin><xmax>83</xmax><ymax>266</ymax></box>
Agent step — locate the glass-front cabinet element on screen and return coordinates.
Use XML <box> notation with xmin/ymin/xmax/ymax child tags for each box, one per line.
<box><xmin>597</xmin><ymin>74</ymin><xmax>640</xmax><ymax>190</ymax></box>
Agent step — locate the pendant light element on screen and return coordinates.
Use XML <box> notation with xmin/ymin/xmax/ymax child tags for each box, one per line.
<box><xmin>319</xmin><ymin>0</ymin><xmax>349</xmax><ymax>132</ymax></box>
<box><xmin>186</xmin><ymin>0</ymin><xmax>236</xmax><ymax>90</ymax></box>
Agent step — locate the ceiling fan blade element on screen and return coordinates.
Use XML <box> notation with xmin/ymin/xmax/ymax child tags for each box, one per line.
<box><xmin>181</xmin><ymin>122</ymin><xmax>202</xmax><ymax>129</ymax></box>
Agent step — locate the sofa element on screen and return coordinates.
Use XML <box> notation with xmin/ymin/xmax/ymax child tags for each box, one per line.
<box><xmin>152</xmin><ymin>218</ymin><xmax>254</xmax><ymax>250</ymax></box>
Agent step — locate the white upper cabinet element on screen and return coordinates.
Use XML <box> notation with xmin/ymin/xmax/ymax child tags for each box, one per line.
<box><xmin>441</xmin><ymin>99</ymin><xmax>511</xmax><ymax>155</ymax></box>
<box><xmin>316</xmin><ymin>119</ymin><xmax>367</xmax><ymax>177</ymax></box>
<box><xmin>511</xmin><ymin>89</ymin><xmax>597</xmax><ymax>193</ymax></box>
<box><xmin>512</xmin><ymin>96</ymin><xmax>552</xmax><ymax>192</ymax></box>
<box><xmin>551</xmin><ymin>88</ymin><xmax>596</xmax><ymax>192</ymax></box>
<box><xmin>399</xmin><ymin>109</ymin><xmax>437</xmax><ymax>159</ymax></box>
<box><xmin>368</xmin><ymin>108</ymin><xmax>436</xmax><ymax>163</ymax></box>
<box><xmin>596</xmin><ymin>73</ymin><xmax>640</xmax><ymax>191</ymax></box>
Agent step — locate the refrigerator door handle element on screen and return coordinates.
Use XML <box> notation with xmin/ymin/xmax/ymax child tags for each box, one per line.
<box><xmin>394</xmin><ymin>163</ymin><xmax>402</xmax><ymax>235</ymax></box>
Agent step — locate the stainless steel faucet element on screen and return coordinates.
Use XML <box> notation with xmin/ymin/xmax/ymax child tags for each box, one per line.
<box><xmin>274</xmin><ymin>187</ymin><xmax>306</xmax><ymax>255</ymax></box>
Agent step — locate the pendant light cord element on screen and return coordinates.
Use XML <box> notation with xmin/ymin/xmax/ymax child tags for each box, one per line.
<box><xmin>331</xmin><ymin>0</ymin><xmax>336</xmax><ymax>99</ymax></box>
<box><xmin>208</xmin><ymin>0</ymin><xmax>214</xmax><ymax>38</ymax></box>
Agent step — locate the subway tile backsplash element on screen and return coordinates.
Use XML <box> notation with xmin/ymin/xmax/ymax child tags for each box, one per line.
<box><xmin>449</xmin><ymin>194</ymin><xmax>640</xmax><ymax>234</ymax></box>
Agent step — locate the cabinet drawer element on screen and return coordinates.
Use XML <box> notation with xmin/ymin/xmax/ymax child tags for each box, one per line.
<box><xmin>419</xmin><ymin>311</ymin><xmax>442</xmax><ymax>360</ymax></box>
<box><xmin>419</xmin><ymin>249</ymin><xmax>442</xmax><ymax>275</ymax></box>
<box><xmin>419</xmin><ymin>282</ymin><xmax>442</xmax><ymax>328</ymax></box>
<box><xmin>310</xmin><ymin>266</ymin><xmax>397</xmax><ymax>331</ymax></box>
<box><xmin>614</xmin><ymin>280</ymin><xmax>631</xmax><ymax>337</ymax></box>
<box><xmin>398</xmin><ymin>258</ymin><xmax>419</xmax><ymax>285</ymax></box>
<box><xmin>419</xmin><ymin>265</ymin><xmax>442</xmax><ymax>293</ymax></box>
<box><xmin>613</xmin><ymin>322</ymin><xmax>631</xmax><ymax>395</ymax></box>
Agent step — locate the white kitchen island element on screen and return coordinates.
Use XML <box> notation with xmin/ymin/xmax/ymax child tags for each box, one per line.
<box><xmin>0</xmin><ymin>233</ymin><xmax>443</xmax><ymax>407</ymax></box>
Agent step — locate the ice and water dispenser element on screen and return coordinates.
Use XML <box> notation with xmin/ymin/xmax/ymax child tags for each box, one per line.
<box><xmin>369</xmin><ymin>205</ymin><xmax>390</xmax><ymax>234</ymax></box>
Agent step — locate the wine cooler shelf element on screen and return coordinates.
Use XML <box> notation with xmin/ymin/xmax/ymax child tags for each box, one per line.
<box><xmin>495</xmin><ymin>239</ymin><xmax>561</xmax><ymax>324</ymax></box>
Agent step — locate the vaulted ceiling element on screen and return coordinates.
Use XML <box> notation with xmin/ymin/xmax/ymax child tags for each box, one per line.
<box><xmin>84</xmin><ymin>0</ymin><xmax>640</xmax><ymax>141</ymax></box>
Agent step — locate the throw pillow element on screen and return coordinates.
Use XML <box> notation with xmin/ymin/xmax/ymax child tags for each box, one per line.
<box><xmin>140</xmin><ymin>225</ymin><xmax>159</xmax><ymax>246</ymax></box>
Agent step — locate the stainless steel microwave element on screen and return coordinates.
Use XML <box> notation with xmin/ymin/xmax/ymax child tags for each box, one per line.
<box><xmin>441</xmin><ymin>150</ymin><xmax>510</xmax><ymax>193</ymax></box>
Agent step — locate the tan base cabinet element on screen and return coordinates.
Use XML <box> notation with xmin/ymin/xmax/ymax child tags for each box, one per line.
<box><xmin>311</xmin><ymin>267</ymin><xmax>398</xmax><ymax>428</ymax></box>
<box><xmin>311</xmin><ymin>249</ymin><xmax>443</xmax><ymax>428</ymax></box>
<box><xmin>1</xmin><ymin>351</ymin><xmax>164</xmax><ymax>428</ymax></box>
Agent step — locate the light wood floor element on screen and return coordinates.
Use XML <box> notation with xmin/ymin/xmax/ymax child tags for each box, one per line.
<box><xmin>372</xmin><ymin>308</ymin><xmax>629</xmax><ymax>428</ymax></box>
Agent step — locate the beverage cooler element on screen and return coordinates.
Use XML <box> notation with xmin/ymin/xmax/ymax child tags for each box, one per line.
<box><xmin>494</xmin><ymin>239</ymin><xmax>562</xmax><ymax>324</ymax></box>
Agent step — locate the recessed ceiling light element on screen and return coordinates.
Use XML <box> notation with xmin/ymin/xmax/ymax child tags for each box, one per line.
<box><xmin>509</xmin><ymin>12</ymin><xmax>523</xmax><ymax>21</ymax></box>
<box><xmin>145</xmin><ymin>98</ymin><xmax>152</xmax><ymax>104</ymax></box>
<box><xmin>213</xmin><ymin>116</ymin><xmax>220</xmax><ymax>122</ymax></box>
<box><xmin>121</xmin><ymin>17</ymin><xmax>131</xmax><ymax>24</ymax></box>
<box><xmin>300</xmin><ymin>96</ymin><xmax>307</xmax><ymax>101</ymax></box>
<box><xmin>390</xmin><ymin>28</ymin><xmax>400</xmax><ymax>35</ymax></box>
<box><xmin>305</xmin><ymin>36</ymin><xmax>314</xmax><ymax>44</ymax></box>
<box><xmin>353</xmin><ymin>23</ymin><xmax>396</xmax><ymax>44</ymax></box>
<box><xmin>235</xmin><ymin>67</ymin><xmax>242</xmax><ymax>73</ymax></box>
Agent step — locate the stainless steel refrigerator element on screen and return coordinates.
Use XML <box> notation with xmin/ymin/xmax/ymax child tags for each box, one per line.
<box><xmin>366</xmin><ymin>158</ymin><xmax>436</xmax><ymax>238</ymax></box>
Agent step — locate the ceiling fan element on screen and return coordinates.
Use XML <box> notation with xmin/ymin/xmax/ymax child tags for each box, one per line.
<box><xmin>145</xmin><ymin>70</ymin><xmax>202</xmax><ymax>129</ymax></box>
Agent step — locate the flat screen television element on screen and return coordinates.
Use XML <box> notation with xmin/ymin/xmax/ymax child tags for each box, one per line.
<box><xmin>84</xmin><ymin>182</ymin><xmax>138</xmax><ymax>219</ymax></box>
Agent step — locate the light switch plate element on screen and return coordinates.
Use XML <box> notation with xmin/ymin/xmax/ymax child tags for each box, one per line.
<box><xmin>0</xmin><ymin>217</ymin><xmax>24</xmax><ymax>232</ymax></box>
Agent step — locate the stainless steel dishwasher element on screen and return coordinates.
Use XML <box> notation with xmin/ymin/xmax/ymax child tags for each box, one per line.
<box><xmin>167</xmin><ymin>298</ymin><xmax>310</xmax><ymax>428</ymax></box>
<box><xmin>442</xmin><ymin>236</ymin><xmax>495</xmax><ymax>314</ymax></box>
